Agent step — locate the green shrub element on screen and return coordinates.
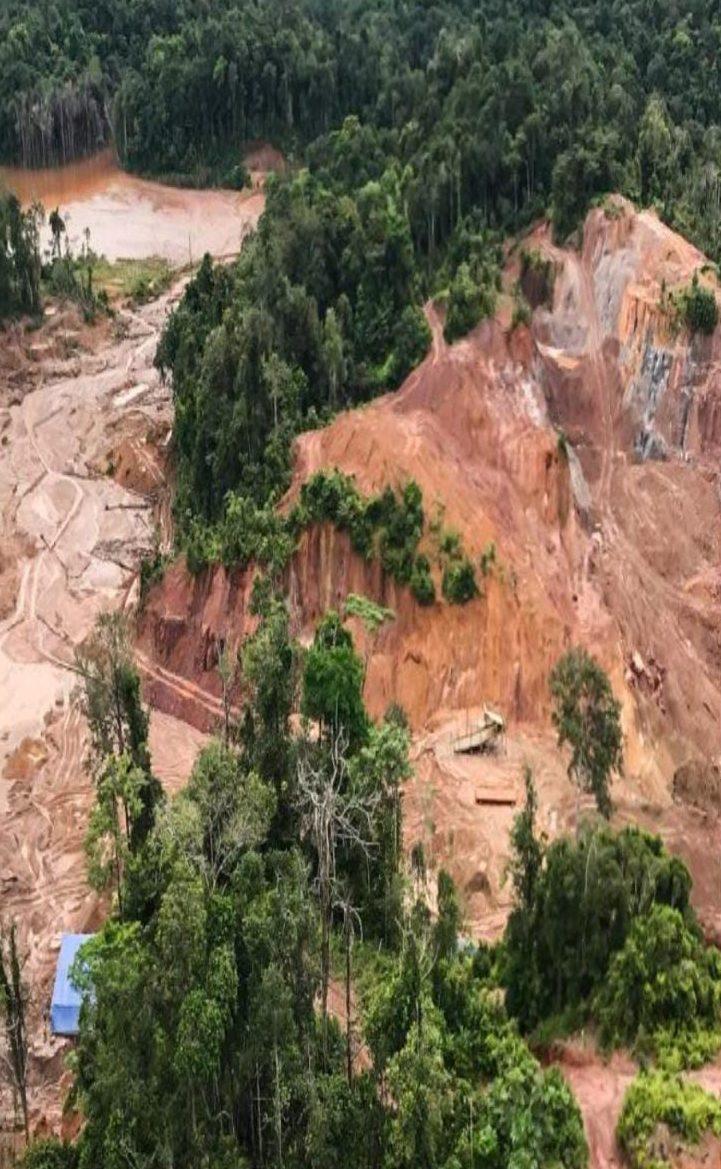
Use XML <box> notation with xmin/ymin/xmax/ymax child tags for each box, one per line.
<box><xmin>511</xmin><ymin>287</ymin><xmax>532</xmax><ymax>329</ymax></box>
<box><xmin>617</xmin><ymin>1072</ymin><xmax>721</xmax><ymax>1169</ymax></box>
<box><xmin>184</xmin><ymin>517</ymin><xmax>221</xmax><ymax>575</ymax></box>
<box><xmin>374</xmin><ymin>481</ymin><xmax>424</xmax><ymax>585</ymax></box>
<box><xmin>219</xmin><ymin>493</ymin><xmax>293</xmax><ymax>574</ymax></box>
<box><xmin>293</xmin><ymin>469</ymin><xmax>374</xmax><ymax>555</ymax></box>
<box><xmin>139</xmin><ymin>547</ymin><xmax>168</xmax><ymax>604</ymax></box>
<box><xmin>476</xmin><ymin>1060</ymin><xmax>588</xmax><ymax>1169</ymax></box>
<box><xmin>680</xmin><ymin>273</ymin><xmax>718</xmax><ymax>335</ymax></box>
<box><xmin>439</xmin><ymin>528</ymin><xmax>462</xmax><ymax>559</ymax></box>
<box><xmin>44</xmin><ymin>252</ymin><xmax>110</xmax><ymax>322</ymax></box>
<box><xmin>596</xmin><ymin>904</ymin><xmax>721</xmax><ymax>1066</ymax></box>
<box><xmin>442</xmin><ymin>557</ymin><xmax>479</xmax><ymax>603</ymax></box>
<box><xmin>410</xmin><ymin>554</ymin><xmax>435</xmax><ymax>605</ymax></box>
<box><xmin>128</xmin><ymin>264</ymin><xmax>173</xmax><ymax>303</ymax></box>
<box><xmin>443</xmin><ymin>262</ymin><xmax>495</xmax><ymax>342</ymax></box>
<box><xmin>21</xmin><ymin>1139</ymin><xmax>78</xmax><ymax>1169</ymax></box>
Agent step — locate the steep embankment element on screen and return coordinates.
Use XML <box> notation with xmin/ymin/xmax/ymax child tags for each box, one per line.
<box><xmin>140</xmin><ymin>307</ymin><xmax>584</xmax><ymax>733</ymax></box>
<box><xmin>139</xmin><ymin>198</ymin><xmax>721</xmax><ymax>939</ymax></box>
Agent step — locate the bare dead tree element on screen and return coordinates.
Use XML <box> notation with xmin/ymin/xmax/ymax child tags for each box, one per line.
<box><xmin>296</xmin><ymin>730</ymin><xmax>378</xmax><ymax>1060</ymax></box>
<box><xmin>0</xmin><ymin>922</ymin><xmax>29</xmax><ymax>1141</ymax></box>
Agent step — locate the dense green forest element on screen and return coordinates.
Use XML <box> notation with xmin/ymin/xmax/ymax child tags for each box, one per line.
<box><xmin>126</xmin><ymin>0</ymin><xmax>720</xmax><ymax>566</ymax></box>
<box><xmin>2</xmin><ymin>0</ymin><xmax>721</xmax><ymax>255</ymax></box>
<box><xmin>11</xmin><ymin>625</ymin><xmax>721</xmax><ymax>1169</ymax></box>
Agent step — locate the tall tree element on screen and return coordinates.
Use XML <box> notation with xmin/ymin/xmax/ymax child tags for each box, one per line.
<box><xmin>301</xmin><ymin>612</ymin><xmax>368</xmax><ymax>750</ymax></box>
<box><xmin>241</xmin><ymin>595</ymin><xmax>298</xmax><ymax>797</ymax></box>
<box><xmin>296</xmin><ymin>730</ymin><xmax>377</xmax><ymax>1058</ymax></box>
<box><xmin>84</xmin><ymin>753</ymin><xmax>148</xmax><ymax>916</ymax></box>
<box><xmin>507</xmin><ymin>765</ymin><xmax>544</xmax><ymax>915</ymax></box>
<box><xmin>76</xmin><ymin>612</ymin><xmax>162</xmax><ymax>849</ymax></box>
<box><xmin>0</xmin><ymin>194</ymin><xmax>42</xmax><ymax>321</ymax></box>
<box><xmin>434</xmin><ymin>870</ymin><xmax>461</xmax><ymax>962</ymax></box>
<box><xmin>333</xmin><ymin>885</ymin><xmax>361</xmax><ymax>1086</ymax></box>
<box><xmin>0</xmin><ymin>921</ymin><xmax>29</xmax><ymax>1140</ymax></box>
<box><xmin>549</xmin><ymin>646</ymin><xmax>623</xmax><ymax>823</ymax></box>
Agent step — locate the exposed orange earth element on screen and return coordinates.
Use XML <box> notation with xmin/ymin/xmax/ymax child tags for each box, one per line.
<box><xmin>136</xmin><ymin>199</ymin><xmax>721</xmax><ymax>1166</ymax></box>
<box><xmin>141</xmin><ymin>197</ymin><xmax>721</xmax><ymax>934</ymax></box>
<box><xmin>7</xmin><ymin>189</ymin><xmax>721</xmax><ymax>1164</ymax></box>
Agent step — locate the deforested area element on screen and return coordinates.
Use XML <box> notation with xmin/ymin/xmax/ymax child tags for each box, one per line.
<box><xmin>5</xmin><ymin>4</ymin><xmax>721</xmax><ymax>1169</ymax></box>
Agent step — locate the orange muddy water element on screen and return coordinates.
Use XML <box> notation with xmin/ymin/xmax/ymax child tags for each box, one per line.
<box><xmin>0</xmin><ymin>149</ymin><xmax>264</xmax><ymax>263</ymax></box>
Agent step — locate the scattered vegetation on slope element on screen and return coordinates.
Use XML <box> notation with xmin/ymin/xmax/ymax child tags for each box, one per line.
<box><xmin>617</xmin><ymin>1072</ymin><xmax>721</xmax><ymax>1169</ymax></box>
<box><xmin>660</xmin><ymin>271</ymin><xmax>720</xmax><ymax>337</ymax></box>
<box><xmin>679</xmin><ymin>274</ymin><xmax>719</xmax><ymax>336</ymax></box>
<box><xmin>181</xmin><ymin>467</ymin><xmax>481</xmax><ymax>608</ymax></box>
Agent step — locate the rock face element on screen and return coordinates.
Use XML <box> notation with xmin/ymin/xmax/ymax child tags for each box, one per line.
<box><xmin>140</xmin><ymin>198</ymin><xmax>721</xmax><ymax>799</ymax></box>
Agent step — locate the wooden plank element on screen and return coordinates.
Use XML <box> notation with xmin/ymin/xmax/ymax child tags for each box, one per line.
<box><xmin>475</xmin><ymin>788</ymin><xmax>516</xmax><ymax>806</ymax></box>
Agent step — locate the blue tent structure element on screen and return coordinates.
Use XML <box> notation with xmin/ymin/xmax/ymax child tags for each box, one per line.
<box><xmin>50</xmin><ymin>933</ymin><xmax>94</xmax><ymax>1036</ymax></box>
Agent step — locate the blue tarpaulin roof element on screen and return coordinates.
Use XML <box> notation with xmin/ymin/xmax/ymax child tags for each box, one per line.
<box><xmin>50</xmin><ymin>934</ymin><xmax>94</xmax><ymax>1036</ymax></box>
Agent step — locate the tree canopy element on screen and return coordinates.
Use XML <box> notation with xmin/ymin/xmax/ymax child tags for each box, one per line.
<box><xmin>549</xmin><ymin>646</ymin><xmax>623</xmax><ymax>820</ymax></box>
<box><xmin>26</xmin><ymin>602</ymin><xmax>592</xmax><ymax>1169</ymax></box>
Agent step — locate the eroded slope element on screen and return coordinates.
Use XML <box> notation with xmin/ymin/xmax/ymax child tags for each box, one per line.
<box><xmin>140</xmin><ymin>200</ymin><xmax>721</xmax><ymax>935</ymax></box>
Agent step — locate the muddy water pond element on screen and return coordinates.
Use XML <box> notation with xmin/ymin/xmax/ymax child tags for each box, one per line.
<box><xmin>0</xmin><ymin>149</ymin><xmax>264</xmax><ymax>263</ymax></box>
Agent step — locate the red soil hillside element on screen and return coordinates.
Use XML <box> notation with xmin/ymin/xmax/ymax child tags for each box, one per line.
<box><xmin>139</xmin><ymin>196</ymin><xmax>721</xmax><ymax>932</ymax></box>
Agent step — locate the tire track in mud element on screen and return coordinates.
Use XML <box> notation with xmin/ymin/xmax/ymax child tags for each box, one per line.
<box><xmin>135</xmin><ymin>649</ymin><xmax>227</xmax><ymax>725</ymax></box>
